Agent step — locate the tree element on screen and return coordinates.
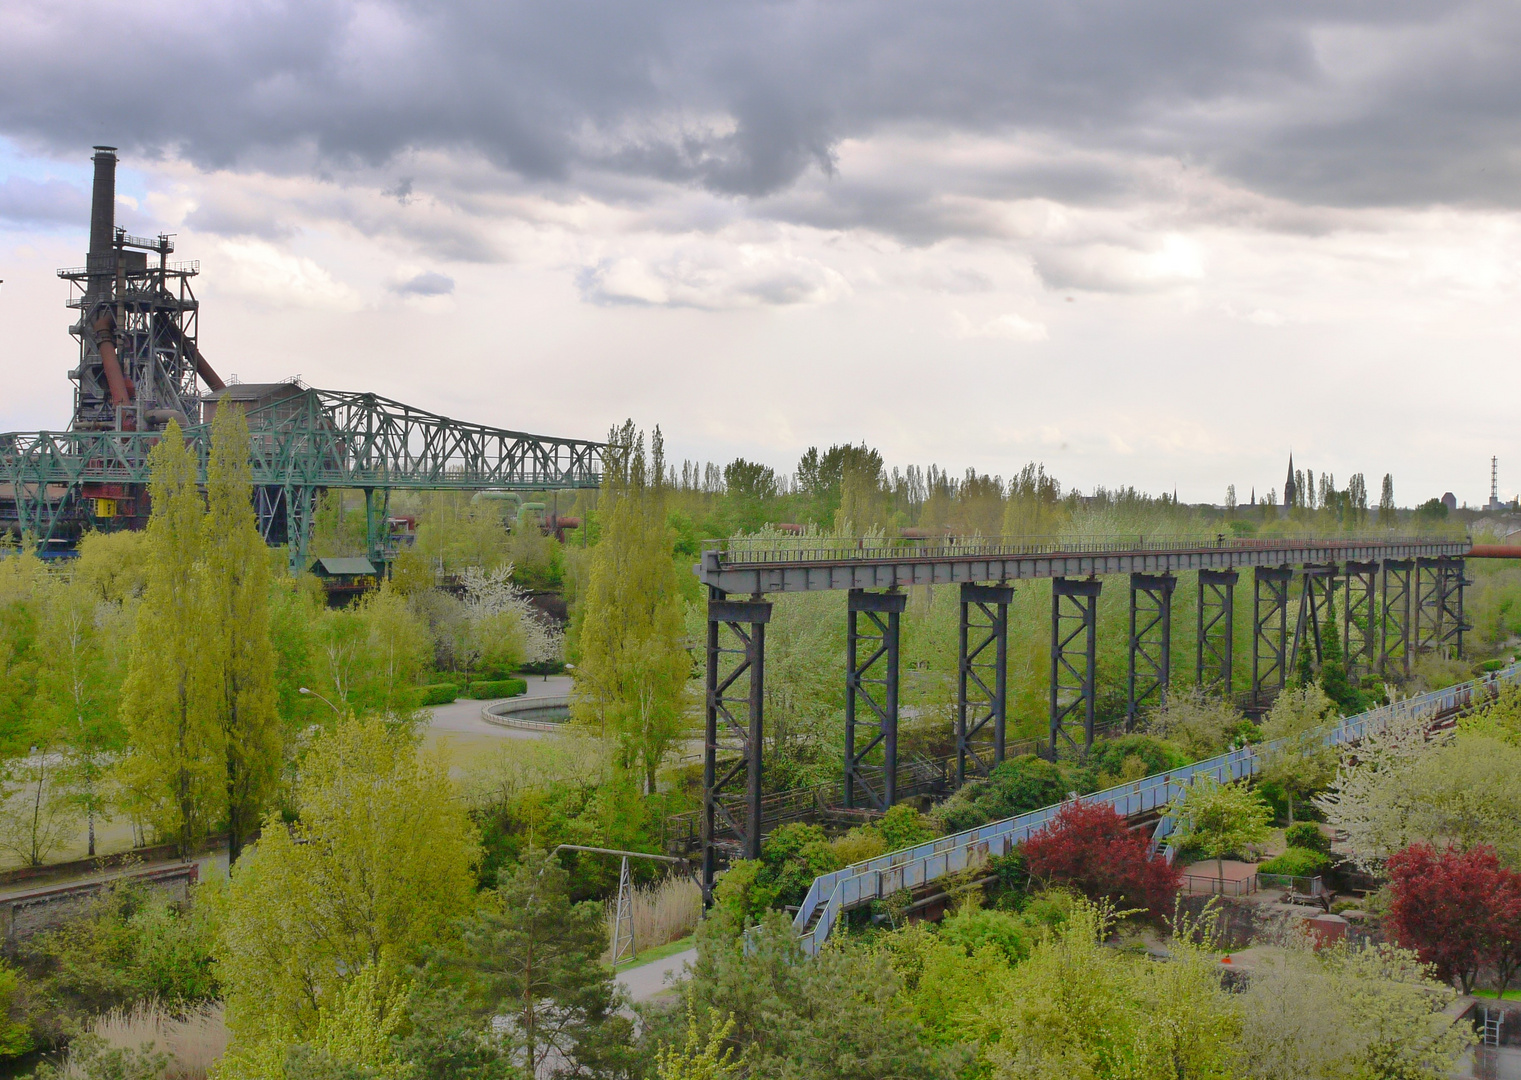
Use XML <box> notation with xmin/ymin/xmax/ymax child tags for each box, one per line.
<box><xmin>1378</xmin><ymin>473</ymin><xmax>1396</xmax><ymax>526</ymax></box>
<box><xmin>1236</xmin><ymin>934</ymin><xmax>1472</xmax><ymax>1079</ymax></box>
<box><xmin>983</xmin><ymin>900</ymin><xmax>1239</xmax><ymax>1079</ymax></box>
<box><xmin>0</xmin><ymin>546</ymin><xmax>47</xmax><ymax>757</ymax></box>
<box><xmin>36</xmin><ymin>573</ymin><xmax>122</xmax><ymax>857</ymax></box>
<box><xmin>1166</xmin><ymin>775</ymin><xmax>1271</xmax><ymax>889</ymax></box>
<box><xmin>215</xmin><ymin>718</ymin><xmax>479</xmax><ymax>1069</ymax></box>
<box><xmin>196</xmin><ymin>404</ymin><xmax>281</xmax><ymax>864</ymax></box>
<box><xmin>1022</xmin><ymin>800</ymin><xmax>1181</xmax><ymax>918</ymax></box>
<box><xmin>1384</xmin><ymin>842</ymin><xmax>1521</xmax><ymax>994</ymax></box>
<box><xmin>1143</xmin><ymin>687</ymin><xmax>1246</xmax><ymax>758</ymax></box>
<box><xmin>1318</xmin><ymin>722</ymin><xmax>1521</xmax><ymax>870</ymax></box>
<box><xmin>1257</xmin><ymin>685</ymin><xmax>1338</xmax><ymax>825</ymax></box>
<box><xmin>1315</xmin><ymin>596</ymin><xmax>1364</xmax><ymax>713</ymax></box>
<box><xmin>119</xmin><ymin>420</ymin><xmax>224</xmax><ymax>857</ymax></box>
<box><xmin>573</xmin><ymin>422</ymin><xmax>690</xmax><ymax>793</ymax></box>
<box><xmin>420</xmin><ymin>850</ymin><xmax>632</xmax><ymax>1078</ymax></box>
<box><xmin>681</xmin><ymin>910</ymin><xmax>957</xmax><ymax>1080</ymax></box>
<box><xmin>0</xmin><ymin>740</ymin><xmax>78</xmax><ymax>868</ymax></box>
<box><xmin>655</xmin><ymin>1007</ymin><xmax>741</xmax><ymax>1080</ymax></box>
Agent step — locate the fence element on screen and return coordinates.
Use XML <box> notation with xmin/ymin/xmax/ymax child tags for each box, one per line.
<box><xmin>1257</xmin><ymin>873</ymin><xmax>1327</xmax><ymax>897</ymax></box>
<box><xmin>1182</xmin><ymin>872</ymin><xmax>1259</xmax><ymax>898</ymax></box>
<box><xmin>789</xmin><ymin>662</ymin><xmax>1521</xmax><ymax>955</ymax></box>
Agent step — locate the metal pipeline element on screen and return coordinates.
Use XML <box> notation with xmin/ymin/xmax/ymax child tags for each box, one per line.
<box><xmin>90</xmin><ymin>308</ymin><xmax>131</xmax><ymax>407</ymax></box>
<box><xmin>191</xmin><ymin>344</ymin><xmax>226</xmax><ymax>392</ymax></box>
<box><xmin>1467</xmin><ymin>544</ymin><xmax>1521</xmax><ymax>558</ymax></box>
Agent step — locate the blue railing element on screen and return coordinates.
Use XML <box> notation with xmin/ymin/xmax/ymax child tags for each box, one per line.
<box><xmin>790</xmin><ymin>663</ymin><xmax>1521</xmax><ymax>955</ymax></box>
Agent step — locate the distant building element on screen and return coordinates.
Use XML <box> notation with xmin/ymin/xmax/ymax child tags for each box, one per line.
<box><xmin>1441</xmin><ymin>492</ymin><xmax>1458</xmax><ymax>512</ymax></box>
<box><xmin>1283</xmin><ymin>454</ymin><xmax>1297</xmax><ymax>508</ymax></box>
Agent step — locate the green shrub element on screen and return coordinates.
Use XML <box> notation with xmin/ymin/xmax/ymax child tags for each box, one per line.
<box><xmin>519</xmin><ymin>660</ymin><xmax>566</xmax><ymax>676</ymax></box>
<box><xmin>418</xmin><ymin>683</ymin><xmax>459</xmax><ymax>706</ymax></box>
<box><xmin>1087</xmin><ymin>735</ymin><xmax>1191</xmax><ymax>782</ymax></box>
<box><xmin>0</xmin><ymin>962</ymin><xmax>31</xmax><ymax>1059</ymax></box>
<box><xmin>1283</xmin><ymin>822</ymin><xmax>1331</xmax><ymax>855</ymax></box>
<box><xmin>1258</xmin><ymin>847</ymin><xmax>1330</xmax><ymax>877</ymax></box>
<box><xmin>465</xmin><ymin>678</ymin><xmax>527</xmax><ymax>700</ymax></box>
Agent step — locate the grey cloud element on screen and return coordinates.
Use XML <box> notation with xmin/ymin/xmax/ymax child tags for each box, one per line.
<box><xmin>392</xmin><ymin>270</ymin><xmax>455</xmax><ymax>296</ymax></box>
<box><xmin>0</xmin><ymin>176</ymin><xmax>87</xmax><ymax>227</ymax></box>
<box><xmin>3</xmin><ymin>0</ymin><xmax>1519</xmax><ymax>237</ymax></box>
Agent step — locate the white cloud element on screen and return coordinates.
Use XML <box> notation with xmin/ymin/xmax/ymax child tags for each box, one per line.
<box><xmin>952</xmin><ymin>310</ymin><xmax>1049</xmax><ymax>341</ymax></box>
<box><xmin>578</xmin><ymin>243</ymin><xmax>850</xmax><ymax>309</ymax></box>
<box><xmin>212</xmin><ymin>238</ymin><xmax>362</xmax><ymax>311</ymax></box>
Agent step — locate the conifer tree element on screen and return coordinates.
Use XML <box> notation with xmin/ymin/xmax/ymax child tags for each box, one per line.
<box><xmin>120</xmin><ymin>420</ymin><xmax>223</xmax><ymax>857</ymax></box>
<box><xmin>573</xmin><ymin>421</ymin><xmax>689</xmax><ymax>792</ymax></box>
<box><xmin>197</xmin><ymin>405</ymin><xmax>280</xmax><ymax>863</ymax></box>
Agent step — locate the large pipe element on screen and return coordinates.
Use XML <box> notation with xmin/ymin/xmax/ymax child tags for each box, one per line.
<box><xmin>91</xmin><ymin>308</ymin><xmax>131</xmax><ymax>407</ymax></box>
<box><xmin>190</xmin><ymin>342</ymin><xmax>226</xmax><ymax>392</ymax></box>
<box><xmin>1468</xmin><ymin>545</ymin><xmax>1521</xmax><ymax>558</ymax></box>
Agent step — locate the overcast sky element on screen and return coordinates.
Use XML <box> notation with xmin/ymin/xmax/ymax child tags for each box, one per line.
<box><xmin>3</xmin><ymin>0</ymin><xmax>1519</xmax><ymax>505</ymax></box>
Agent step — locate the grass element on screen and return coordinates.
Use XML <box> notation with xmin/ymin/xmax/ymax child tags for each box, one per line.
<box><xmin>603</xmin><ymin>875</ymin><xmax>702</xmax><ymax>965</ymax></box>
<box><xmin>52</xmin><ymin>1001</ymin><xmax>229</xmax><ymax>1079</ymax></box>
<box><xmin>614</xmin><ymin>934</ymin><xmax>696</xmax><ymax>972</ymax></box>
<box><xmin>1473</xmin><ymin>988</ymin><xmax>1521</xmax><ymax>1000</ymax></box>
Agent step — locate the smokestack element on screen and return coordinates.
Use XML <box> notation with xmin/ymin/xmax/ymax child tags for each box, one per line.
<box><xmin>88</xmin><ymin>146</ymin><xmax>117</xmax><ymax>282</ymax></box>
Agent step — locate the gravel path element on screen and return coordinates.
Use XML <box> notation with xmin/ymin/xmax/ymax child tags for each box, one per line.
<box><xmin>617</xmin><ymin>948</ymin><xmax>696</xmax><ymax>1003</ymax></box>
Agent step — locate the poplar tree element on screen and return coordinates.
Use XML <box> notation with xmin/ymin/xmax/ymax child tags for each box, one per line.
<box><xmin>120</xmin><ymin>420</ymin><xmax>223</xmax><ymax>857</ymax></box>
<box><xmin>574</xmin><ymin>422</ymin><xmax>690</xmax><ymax>792</ymax></box>
<box><xmin>197</xmin><ymin>405</ymin><xmax>280</xmax><ymax>863</ymax></box>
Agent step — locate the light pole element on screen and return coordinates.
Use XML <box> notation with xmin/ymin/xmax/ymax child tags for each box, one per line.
<box><xmin>298</xmin><ymin>686</ymin><xmax>341</xmax><ymax>716</ymax></box>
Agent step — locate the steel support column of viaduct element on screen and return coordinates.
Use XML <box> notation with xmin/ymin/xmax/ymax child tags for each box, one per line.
<box><xmin>1051</xmin><ymin>577</ymin><xmax>1101</xmax><ymax>755</ymax></box>
<box><xmin>957</xmin><ymin>583</ymin><xmax>1012</xmax><ymax>785</ymax></box>
<box><xmin>702</xmin><ymin>592</ymin><xmax>771</xmax><ymax>901</ymax></box>
<box><xmin>1380</xmin><ymin>559</ymin><xmax>1414</xmax><ymax>678</ymax></box>
<box><xmin>1291</xmin><ymin>564</ymin><xmax>1337</xmax><ymax>673</ymax></box>
<box><xmin>1416</xmin><ymin>557</ymin><xmax>1469</xmax><ymax>658</ymax></box>
<box><xmin>1196</xmin><ymin>569</ymin><xmax>1237</xmax><ymax>694</ymax></box>
<box><xmin>1342</xmin><ymin>561</ymin><xmax>1378</xmax><ymax>680</ymax></box>
<box><xmin>1126</xmin><ymin>573</ymin><xmax>1174</xmax><ymax>729</ymax></box>
<box><xmin>1252</xmin><ymin>566</ymin><xmax>1292</xmax><ymax>707</ymax></box>
<box><xmin>844</xmin><ymin>589</ymin><xmax>906</xmax><ymax>811</ymax></box>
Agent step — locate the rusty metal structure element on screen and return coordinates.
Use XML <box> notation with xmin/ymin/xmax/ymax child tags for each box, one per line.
<box><xmin>0</xmin><ymin>148</ymin><xmax>604</xmax><ymax>567</ymax></box>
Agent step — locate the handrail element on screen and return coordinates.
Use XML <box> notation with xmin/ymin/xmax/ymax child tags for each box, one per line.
<box><xmin>788</xmin><ymin>662</ymin><xmax>1521</xmax><ymax>954</ymax></box>
<box><xmin>707</xmin><ymin>533</ymin><xmax>1468</xmax><ymax>568</ymax></box>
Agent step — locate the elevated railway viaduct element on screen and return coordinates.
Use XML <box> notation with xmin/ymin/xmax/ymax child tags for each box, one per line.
<box><xmin>693</xmin><ymin>534</ymin><xmax>1489</xmax><ymax>896</ymax></box>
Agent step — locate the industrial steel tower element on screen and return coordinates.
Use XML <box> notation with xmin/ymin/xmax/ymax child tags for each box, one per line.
<box><xmin>1</xmin><ymin>148</ymin><xmax>605</xmax><ymax>567</ymax></box>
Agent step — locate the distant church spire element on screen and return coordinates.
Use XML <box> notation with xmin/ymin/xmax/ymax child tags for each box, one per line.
<box><xmin>1283</xmin><ymin>454</ymin><xmax>1296</xmax><ymax>508</ymax></box>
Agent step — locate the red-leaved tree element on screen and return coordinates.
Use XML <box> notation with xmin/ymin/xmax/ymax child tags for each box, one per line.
<box><xmin>1022</xmin><ymin>799</ymin><xmax>1182</xmax><ymax>918</ymax></box>
<box><xmin>1385</xmin><ymin>843</ymin><xmax>1521</xmax><ymax>994</ymax></box>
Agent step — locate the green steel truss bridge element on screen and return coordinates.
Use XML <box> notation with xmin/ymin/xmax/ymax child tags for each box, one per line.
<box><xmin>0</xmin><ymin>383</ymin><xmax>605</xmax><ymax>569</ymax></box>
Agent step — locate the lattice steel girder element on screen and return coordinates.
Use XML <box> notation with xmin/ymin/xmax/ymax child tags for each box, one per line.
<box><xmin>1127</xmin><ymin>573</ymin><xmax>1174</xmax><ymax>729</ymax></box>
<box><xmin>845</xmin><ymin>589</ymin><xmax>906</xmax><ymax>811</ymax></box>
<box><xmin>0</xmin><ymin>386</ymin><xmax>605</xmax><ymax>550</ymax></box>
<box><xmin>1380</xmin><ymin>559</ymin><xmax>1414</xmax><ymax>678</ymax></box>
<box><xmin>1291</xmin><ymin>564</ymin><xmax>1337</xmax><ymax>671</ymax></box>
<box><xmin>1196</xmin><ymin>569</ymin><xmax>1238</xmax><ymax>693</ymax></box>
<box><xmin>1253</xmin><ymin>566</ymin><xmax>1293</xmax><ymax>706</ymax></box>
<box><xmin>1416</xmin><ymin>557</ymin><xmax>1470</xmax><ymax>659</ymax></box>
<box><xmin>957</xmin><ymin>583</ymin><xmax>1013</xmax><ymax>785</ymax></box>
<box><xmin>1415</xmin><ymin>558</ymin><xmax>1446</xmax><ymax>655</ymax></box>
<box><xmin>703</xmin><ymin>595</ymin><xmax>771</xmax><ymax>901</ymax></box>
<box><xmin>1342</xmin><ymin>560</ymin><xmax>1378</xmax><ymax>679</ymax></box>
<box><xmin>1051</xmin><ymin>577</ymin><xmax>1101</xmax><ymax>755</ymax></box>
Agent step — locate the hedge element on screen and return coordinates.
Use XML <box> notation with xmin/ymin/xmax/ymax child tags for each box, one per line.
<box><xmin>418</xmin><ymin>683</ymin><xmax>459</xmax><ymax>706</ymax></box>
<box><xmin>465</xmin><ymin>678</ymin><xmax>528</xmax><ymax>700</ymax></box>
<box><xmin>1258</xmin><ymin>846</ymin><xmax>1330</xmax><ymax>877</ymax></box>
<box><xmin>1283</xmin><ymin>822</ymin><xmax>1331</xmax><ymax>855</ymax></box>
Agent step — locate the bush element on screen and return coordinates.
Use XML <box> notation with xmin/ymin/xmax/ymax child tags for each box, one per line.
<box><xmin>1258</xmin><ymin>847</ymin><xmax>1330</xmax><ymax>877</ymax></box>
<box><xmin>519</xmin><ymin>660</ymin><xmax>566</xmax><ymax>676</ymax></box>
<box><xmin>418</xmin><ymin>683</ymin><xmax>459</xmax><ymax>706</ymax></box>
<box><xmin>1021</xmin><ymin>800</ymin><xmax>1182</xmax><ymax>919</ymax></box>
<box><xmin>1087</xmin><ymin>735</ymin><xmax>1191</xmax><ymax>783</ymax></box>
<box><xmin>1283</xmin><ymin>823</ymin><xmax>1331</xmax><ymax>855</ymax></box>
<box><xmin>929</xmin><ymin>755</ymin><xmax>1087</xmax><ymax>834</ymax></box>
<box><xmin>465</xmin><ymin>678</ymin><xmax>527</xmax><ymax>700</ymax></box>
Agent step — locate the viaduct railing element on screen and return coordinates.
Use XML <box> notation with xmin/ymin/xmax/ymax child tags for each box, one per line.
<box><xmin>789</xmin><ymin>662</ymin><xmax>1521</xmax><ymax>955</ymax></box>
